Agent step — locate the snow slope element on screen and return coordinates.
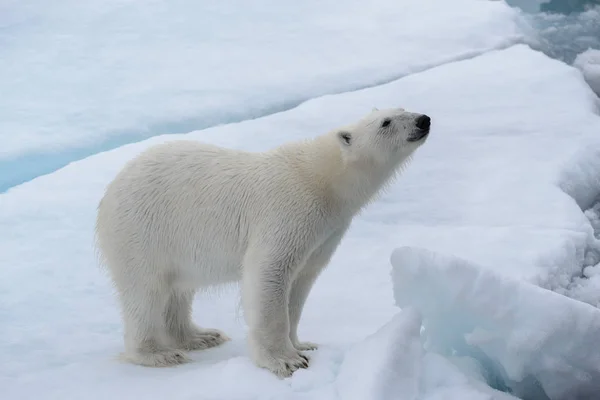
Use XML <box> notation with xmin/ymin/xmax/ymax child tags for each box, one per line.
<box><xmin>2</xmin><ymin>43</ymin><xmax>599</xmax><ymax>399</ymax></box>
<box><xmin>0</xmin><ymin>0</ymin><xmax>525</xmax><ymax>192</ymax></box>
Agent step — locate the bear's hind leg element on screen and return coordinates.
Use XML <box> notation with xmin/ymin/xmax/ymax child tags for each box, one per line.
<box><xmin>117</xmin><ymin>273</ymin><xmax>190</xmax><ymax>367</ymax></box>
<box><xmin>164</xmin><ymin>290</ymin><xmax>230</xmax><ymax>351</ymax></box>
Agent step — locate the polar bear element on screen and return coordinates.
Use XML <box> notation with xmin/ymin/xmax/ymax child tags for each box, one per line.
<box><xmin>95</xmin><ymin>107</ymin><xmax>431</xmax><ymax>377</ymax></box>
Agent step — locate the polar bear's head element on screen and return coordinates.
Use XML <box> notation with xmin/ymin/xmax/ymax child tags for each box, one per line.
<box><xmin>335</xmin><ymin>107</ymin><xmax>431</xmax><ymax>169</ymax></box>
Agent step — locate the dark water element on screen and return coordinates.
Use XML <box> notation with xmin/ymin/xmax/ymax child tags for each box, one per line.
<box><xmin>539</xmin><ymin>0</ymin><xmax>598</xmax><ymax>13</ymax></box>
<box><xmin>507</xmin><ymin>0</ymin><xmax>600</xmax><ymax>14</ymax></box>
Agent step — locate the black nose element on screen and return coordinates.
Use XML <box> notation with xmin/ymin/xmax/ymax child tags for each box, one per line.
<box><xmin>416</xmin><ymin>115</ymin><xmax>431</xmax><ymax>130</ymax></box>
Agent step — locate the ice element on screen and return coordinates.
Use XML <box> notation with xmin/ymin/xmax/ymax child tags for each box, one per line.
<box><xmin>418</xmin><ymin>353</ymin><xmax>521</xmax><ymax>400</ymax></box>
<box><xmin>382</xmin><ymin>44</ymin><xmax>600</xmax><ymax>397</ymax></box>
<box><xmin>335</xmin><ymin>308</ymin><xmax>423</xmax><ymax>400</ymax></box>
<box><xmin>335</xmin><ymin>308</ymin><xmax>520</xmax><ymax>400</ymax></box>
<box><xmin>0</xmin><ymin>0</ymin><xmax>525</xmax><ymax>192</ymax></box>
<box><xmin>391</xmin><ymin>247</ymin><xmax>600</xmax><ymax>400</ymax></box>
<box><xmin>555</xmin><ymin>198</ymin><xmax>600</xmax><ymax>308</ymax></box>
<box><xmin>522</xmin><ymin>5</ymin><xmax>600</xmax><ymax>64</ymax></box>
<box><xmin>555</xmin><ymin>141</ymin><xmax>600</xmax><ymax>308</ymax></box>
<box><xmin>574</xmin><ymin>48</ymin><xmax>600</xmax><ymax>96</ymax></box>
<box><xmin>3</xmin><ymin>41</ymin><xmax>600</xmax><ymax>399</ymax></box>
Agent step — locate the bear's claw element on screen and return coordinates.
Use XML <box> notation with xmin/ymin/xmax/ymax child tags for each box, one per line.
<box><xmin>251</xmin><ymin>343</ymin><xmax>310</xmax><ymax>378</ymax></box>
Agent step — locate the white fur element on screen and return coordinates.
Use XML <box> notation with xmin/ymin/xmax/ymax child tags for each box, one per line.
<box><xmin>95</xmin><ymin>107</ymin><xmax>430</xmax><ymax>377</ymax></box>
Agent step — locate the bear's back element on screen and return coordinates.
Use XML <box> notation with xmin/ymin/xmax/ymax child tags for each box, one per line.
<box><xmin>97</xmin><ymin>139</ymin><xmax>331</xmax><ymax>281</ymax></box>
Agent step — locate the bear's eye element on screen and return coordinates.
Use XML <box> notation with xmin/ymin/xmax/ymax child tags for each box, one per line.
<box><xmin>339</xmin><ymin>131</ymin><xmax>352</xmax><ymax>146</ymax></box>
<box><xmin>381</xmin><ymin>118</ymin><xmax>391</xmax><ymax>128</ymax></box>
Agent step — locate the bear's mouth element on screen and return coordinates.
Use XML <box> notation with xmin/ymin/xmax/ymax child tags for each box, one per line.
<box><xmin>407</xmin><ymin>128</ymin><xmax>430</xmax><ymax>142</ymax></box>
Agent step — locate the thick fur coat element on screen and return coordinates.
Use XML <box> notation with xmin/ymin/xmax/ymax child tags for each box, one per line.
<box><xmin>95</xmin><ymin>107</ymin><xmax>431</xmax><ymax>377</ymax></box>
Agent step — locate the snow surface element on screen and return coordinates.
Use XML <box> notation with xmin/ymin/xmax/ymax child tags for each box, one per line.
<box><xmin>3</xmin><ymin>41</ymin><xmax>600</xmax><ymax>399</ymax></box>
<box><xmin>0</xmin><ymin>0</ymin><xmax>525</xmax><ymax>192</ymax></box>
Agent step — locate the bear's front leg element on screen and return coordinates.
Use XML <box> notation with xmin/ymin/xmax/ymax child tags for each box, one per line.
<box><xmin>288</xmin><ymin>227</ymin><xmax>348</xmax><ymax>352</ymax></box>
<box><xmin>242</xmin><ymin>252</ymin><xmax>309</xmax><ymax>378</ymax></box>
<box><xmin>288</xmin><ymin>267</ymin><xmax>321</xmax><ymax>352</ymax></box>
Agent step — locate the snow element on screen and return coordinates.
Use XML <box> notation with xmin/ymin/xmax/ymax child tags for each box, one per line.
<box><xmin>3</xmin><ymin>42</ymin><xmax>600</xmax><ymax>399</ymax></box>
<box><xmin>574</xmin><ymin>48</ymin><xmax>600</xmax><ymax>96</ymax></box>
<box><xmin>391</xmin><ymin>248</ymin><xmax>600</xmax><ymax>400</ymax></box>
<box><xmin>0</xmin><ymin>0</ymin><xmax>525</xmax><ymax>192</ymax></box>
<box><xmin>3</xmin><ymin>1</ymin><xmax>600</xmax><ymax>398</ymax></box>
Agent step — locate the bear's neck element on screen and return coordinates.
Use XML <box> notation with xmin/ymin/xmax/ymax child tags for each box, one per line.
<box><xmin>288</xmin><ymin>135</ymin><xmax>402</xmax><ymax>214</ymax></box>
<box><xmin>328</xmin><ymin>158</ymin><xmax>401</xmax><ymax>213</ymax></box>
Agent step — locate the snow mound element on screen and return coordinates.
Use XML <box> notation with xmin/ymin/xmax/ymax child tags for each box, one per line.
<box><xmin>0</xmin><ymin>0</ymin><xmax>525</xmax><ymax>192</ymax></box>
<box><xmin>574</xmin><ymin>48</ymin><xmax>600</xmax><ymax>96</ymax></box>
<box><xmin>391</xmin><ymin>247</ymin><xmax>600</xmax><ymax>400</ymax></box>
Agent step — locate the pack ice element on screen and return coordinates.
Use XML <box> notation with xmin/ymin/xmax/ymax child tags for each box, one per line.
<box><xmin>2</xmin><ymin>1</ymin><xmax>600</xmax><ymax>399</ymax></box>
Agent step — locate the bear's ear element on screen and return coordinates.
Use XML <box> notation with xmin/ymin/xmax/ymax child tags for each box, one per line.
<box><xmin>337</xmin><ymin>131</ymin><xmax>352</xmax><ymax>146</ymax></box>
